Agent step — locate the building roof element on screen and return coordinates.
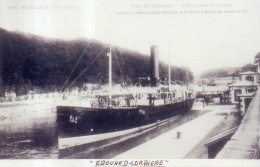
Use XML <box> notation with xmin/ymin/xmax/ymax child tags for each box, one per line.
<box><xmin>228</xmin><ymin>80</ymin><xmax>259</xmax><ymax>87</ymax></box>
<box><xmin>239</xmin><ymin>71</ymin><xmax>256</xmax><ymax>75</ymax></box>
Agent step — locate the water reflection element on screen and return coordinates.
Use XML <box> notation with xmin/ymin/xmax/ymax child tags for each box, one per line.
<box><xmin>0</xmin><ymin>101</ymin><xmax>58</xmax><ymax>159</ymax></box>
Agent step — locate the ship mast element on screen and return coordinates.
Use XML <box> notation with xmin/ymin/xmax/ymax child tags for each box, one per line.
<box><xmin>108</xmin><ymin>43</ymin><xmax>112</xmax><ymax>106</ymax></box>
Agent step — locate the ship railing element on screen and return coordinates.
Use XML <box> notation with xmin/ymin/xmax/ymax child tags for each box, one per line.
<box><xmin>97</xmin><ymin>100</ymin><xmax>137</xmax><ymax>108</ymax></box>
<box><xmin>135</xmin><ymin>97</ymin><xmax>185</xmax><ymax>106</ymax></box>
<box><xmin>136</xmin><ymin>99</ymin><xmax>150</xmax><ymax>106</ymax></box>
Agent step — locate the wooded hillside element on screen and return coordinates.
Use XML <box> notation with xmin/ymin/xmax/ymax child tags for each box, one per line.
<box><xmin>0</xmin><ymin>28</ymin><xmax>194</xmax><ymax>95</ymax></box>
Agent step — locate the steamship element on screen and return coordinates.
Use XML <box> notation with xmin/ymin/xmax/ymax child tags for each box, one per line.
<box><xmin>57</xmin><ymin>45</ymin><xmax>195</xmax><ymax>138</ymax></box>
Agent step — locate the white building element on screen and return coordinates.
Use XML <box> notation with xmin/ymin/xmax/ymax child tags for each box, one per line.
<box><xmin>254</xmin><ymin>53</ymin><xmax>260</xmax><ymax>83</ymax></box>
<box><xmin>240</xmin><ymin>71</ymin><xmax>258</xmax><ymax>83</ymax></box>
<box><xmin>228</xmin><ymin>80</ymin><xmax>258</xmax><ymax>103</ymax></box>
<box><xmin>228</xmin><ymin>55</ymin><xmax>260</xmax><ymax>114</ymax></box>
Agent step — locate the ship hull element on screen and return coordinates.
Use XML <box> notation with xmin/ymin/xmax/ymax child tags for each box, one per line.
<box><xmin>57</xmin><ymin>98</ymin><xmax>195</xmax><ymax>138</ymax></box>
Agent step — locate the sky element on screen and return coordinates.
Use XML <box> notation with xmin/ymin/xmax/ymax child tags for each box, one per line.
<box><xmin>0</xmin><ymin>0</ymin><xmax>260</xmax><ymax>77</ymax></box>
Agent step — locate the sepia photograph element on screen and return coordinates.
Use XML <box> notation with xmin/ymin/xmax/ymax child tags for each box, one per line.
<box><xmin>0</xmin><ymin>0</ymin><xmax>260</xmax><ymax>166</ymax></box>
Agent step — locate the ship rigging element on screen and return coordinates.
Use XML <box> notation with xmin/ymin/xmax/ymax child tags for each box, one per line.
<box><xmin>56</xmin><ymin>43</ymin><xmax>195</xmax><ymax>138</ymax></box>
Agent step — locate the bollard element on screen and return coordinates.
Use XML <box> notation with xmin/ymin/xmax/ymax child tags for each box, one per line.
<box><xmin>177</xmin><ymin>131</ymin><xmax>182</xmax><ymax>139</ymax></box>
